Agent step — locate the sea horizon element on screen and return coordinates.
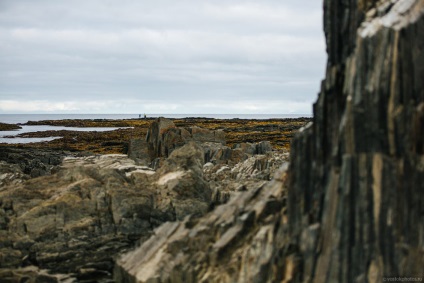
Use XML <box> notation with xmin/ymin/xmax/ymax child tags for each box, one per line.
<box><xmin>0</xmin><ymin>113</ymin><xmax>312</xmax><ymax>124</ymax></box>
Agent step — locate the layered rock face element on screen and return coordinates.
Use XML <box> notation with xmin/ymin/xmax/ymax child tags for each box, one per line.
<box><xmin>115</xmin><ymin>0</ymin><xmax>424</xmax><ymax>282</ymax></box>
<box><xmin>289</xmin><ymin>0</ymin><xmax>424</xmax><ymax>281</ymax></box>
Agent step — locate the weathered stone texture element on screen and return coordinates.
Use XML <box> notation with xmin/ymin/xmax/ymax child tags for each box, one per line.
<box><xmin>0</xmin><ymin>149</ymin><xmax>211</xmax><ymax>281</ymax></box>
<box><xmin>288</xmin><ymin>0</ymin><xmax>424</xmax><ymax>281</ymax></box>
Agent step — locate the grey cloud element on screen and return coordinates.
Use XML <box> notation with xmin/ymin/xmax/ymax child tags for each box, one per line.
<box><xmin>0</xmin><ymin>0</ymin><xmax>325</xmax><ymax>114</ymax></box>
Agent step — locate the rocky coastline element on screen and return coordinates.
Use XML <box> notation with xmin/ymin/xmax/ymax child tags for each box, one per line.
<box><xmin>0</xmin><ymin>118</ymin><xmax>293</xmax><ymax>282</ymax></box>
<box><xmin>0</xmin><ymin>117</ymin><xmax>310</xmax><ymax>154</ymax></box>
<box><xmin>109</xmin><ymin>0</ymin><xmax>424</xmax><ymax>282</ymax></box>
<box><xmin>1</xmin><ymin>0</ymin><xmax>423</xmax><ymax>282</ymax></box>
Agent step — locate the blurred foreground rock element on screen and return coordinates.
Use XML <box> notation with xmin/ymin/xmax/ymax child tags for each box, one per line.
<box><xmin>288</xmin><ymin>0</ymin><xmax>424</xmax><ymax>281</ymax></box>
<box><xmin>115</xmin><ymin>168</ymin><xmax>289</xmax><ymax>283</ymax></box>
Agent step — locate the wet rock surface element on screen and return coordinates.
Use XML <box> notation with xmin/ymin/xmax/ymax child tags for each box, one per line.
<box><xmin>114</xmin><ymin>0</ymin><xmax>424</xmax><ymax>282</ymax></box>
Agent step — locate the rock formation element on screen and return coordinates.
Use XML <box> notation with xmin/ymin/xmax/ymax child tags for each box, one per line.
<box><xmin>145</xmin><ymin>118</ymin><xmax>226</xmax><ymax>162</ymax></box>
<box><xmin>114</xmin><ymin>168</ymin><xmax>289</xmax><ymax>283</ymax></box>
<box><xmin>128</xmin><ymin>118</ymin><xmax>275</xmax><ymax>170</ymax></box>
<box><xmin>0</xmin><ymin>147</ymin><xmax>212</xmax><ymax>281</ymax></box>
<box><xmin>288</xmin><ymin>0</ymin><xmax>424</xmax><ymax>281</ymax></box>
<box><xmin>0</xmin><ymin>121</ymin><xmax>283</xmax><ymax>282</ymax></box>
<box><xmin>0</xmin><ymin>147</ymin><xmax>68</xmax><ymax>178</ymax></box>
<box><xmin>114</xmin><ymin>0</ymin><xmax>424</xmax><ymax>282</ymax></box>
<box><xmin>2</xmin><ymin>0</ymin><xmax>422</xmax><ymax>281</ymax></box>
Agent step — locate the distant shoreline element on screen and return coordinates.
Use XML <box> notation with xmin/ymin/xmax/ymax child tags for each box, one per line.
<box><xmin>0</xmin><ymin>113</ymin><xmax>312</xmax><ymax>124</ymax></box>
<box><xmin>0</xmin><ymin>117</ymin><xmax>311</xmax><ymax>154</ymax></box>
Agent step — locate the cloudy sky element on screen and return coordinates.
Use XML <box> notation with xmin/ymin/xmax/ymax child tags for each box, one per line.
<box><xmin>0</xmin><ymin>0</ymin><xmax>326</xmax><ymax>114</ymax></box>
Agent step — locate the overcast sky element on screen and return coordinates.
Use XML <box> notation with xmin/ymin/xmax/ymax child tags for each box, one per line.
<box><xmin>0</xmin><ymin>0</ymin><xmax>326</xmax><ymax>114</ymax></box>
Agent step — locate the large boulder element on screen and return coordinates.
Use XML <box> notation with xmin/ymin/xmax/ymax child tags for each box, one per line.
<box><xmin>131</xmin><ymin>118</ymin><xmax>226</xmax><ymax>165</ymax></box>
<box><xmin>155</xmin><ymin>142</ymin><xmax>212</xmax><ymax>220</ymax></box>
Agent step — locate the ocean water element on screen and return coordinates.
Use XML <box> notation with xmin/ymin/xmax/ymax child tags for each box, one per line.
<box><xmin>0</xmin><ymin>114</ymin><xmax>311</xmax><ymax>144</ymax></box>
<box><xmin>0</xmin><ymin>125</ymin><xmax>129</xmax><ymax>144</ymax></box>
<box><xmin>0</xmin><ymin>114</ymin><xmax>310</xmax><ymax>124</ymax></box>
